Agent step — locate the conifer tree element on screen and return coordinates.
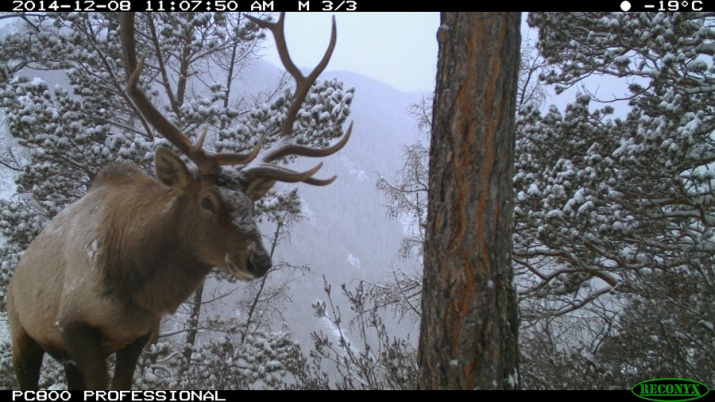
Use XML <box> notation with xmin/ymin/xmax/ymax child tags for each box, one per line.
<box><xmin>517</xmin><ymin>12</ymin><xmax>714</xmax><ymax>387</ymax></box>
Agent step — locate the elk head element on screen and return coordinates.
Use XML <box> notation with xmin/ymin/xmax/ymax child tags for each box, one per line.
<box><xmin>120</xmin><ymin>13</ymin><xmax>352</xmax><ymax>280</ymax></box>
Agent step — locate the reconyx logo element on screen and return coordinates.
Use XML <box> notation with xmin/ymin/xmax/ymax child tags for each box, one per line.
<box><xmin>632</xmin><ymin>378</ymin><xmax>710</xmax><ymax>402</ymax></box>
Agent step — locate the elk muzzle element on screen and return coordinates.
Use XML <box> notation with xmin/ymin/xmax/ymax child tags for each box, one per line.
<box><xmin>247</xmin><ymin>253</ymin><xmax>271</xmax><ymax>278</ymax></box>
<box><xmin>225</xmin><ymin>247</ymin><xmax>271</xmax><ymax>280</ymax></box>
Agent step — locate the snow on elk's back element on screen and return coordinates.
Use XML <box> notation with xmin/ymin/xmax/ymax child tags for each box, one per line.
<box><xmin>86</xmin><ymin>240</ymin><xmax>99</xmax><ymax>261</ymax></box>
<box><xmin>63</xmin><ymin>277</ymin><xmax>85</xmax><ymax>296</ymax></box>
<box><xmin>40</xmin><ymin>214</ymin><xmax>66</xmax><ymax>238</ymax></box>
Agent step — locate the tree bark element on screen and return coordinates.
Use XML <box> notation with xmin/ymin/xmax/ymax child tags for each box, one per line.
<box><xmin>183</xmin><ymin>283</ymin><xmax>204</xmax><ymax>366</ymax></box>
<box><xmin>418</xmin><ymin>12</ymin><xmax>521</xmax><ymax>390</ymax></box>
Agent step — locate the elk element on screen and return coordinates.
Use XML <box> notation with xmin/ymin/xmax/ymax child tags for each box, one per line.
<box><xmin>6</xmin><ymin>12</ymin><xmax>351</xmax><ymax>390</ymax></box>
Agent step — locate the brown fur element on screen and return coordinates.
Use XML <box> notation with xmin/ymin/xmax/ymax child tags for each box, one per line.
<box><xmin>7</xmin><ymin>150</ymin><xmax>272</xmax><ymax>389</ymax></box>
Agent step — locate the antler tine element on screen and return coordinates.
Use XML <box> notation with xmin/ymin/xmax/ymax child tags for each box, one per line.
<box><xmin>303</xmin><ymin>175</ymin><xmax>338</xmax><ymax>186</ymax></box>
<box><xmin>121</xmin><ymin>14</ymin><xmax>194</xmax><ymax>157</ymax></box>
<box><xmin>244</xmin><ymin>162</ymin><xmax>325</xmax><ymax>184</ymax></box>
<box><xmin>120</xmin><ymin>13</ymin><xmax>262</xmax><ymax>175</ymax></box>
<box><xmin>241</xmin><ymin>13</ymin><xmax>351</xmax><ymax>187</ymax></box>
<box><xmin>262</xmin><ymin>122</ymin><xmax>352</xmax><ymax>164</ymax></box>
<box><xmin>243</xmin><ymin>123</ymin><xmax>349</xmax><ymax>187</ymax></box>
<box><xmin>246</xmin><ymin>13</ymin><xmax>337</xmax><ymax>139</ymax></box>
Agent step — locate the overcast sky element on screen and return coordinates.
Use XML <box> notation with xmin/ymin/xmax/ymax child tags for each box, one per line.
<box><xmin>259</xmin><ymin>13</ymin><xmax>441</xmax><ymax>94</ymax></box>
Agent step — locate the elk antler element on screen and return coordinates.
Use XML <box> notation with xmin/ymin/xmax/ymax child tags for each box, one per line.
<box><xmin>242</xmin><ymin>12</ymin><xmax>352</xmax><ymax>184</ymax></box>
<box><xmin>120</xmin><ymin>13</ymin><xmax>263</xmax><ymax>175</ymax></box>
<box><xmin>120</xmin><ymin>12</ymin><xmax>351</xmax><ymax>184</ymax></box>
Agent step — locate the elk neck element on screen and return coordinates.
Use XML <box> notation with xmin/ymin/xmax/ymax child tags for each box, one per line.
<box><xmin>95</xmin><ymin>163</ymin><xmax>212</xmax><ymax>314</ymax></box>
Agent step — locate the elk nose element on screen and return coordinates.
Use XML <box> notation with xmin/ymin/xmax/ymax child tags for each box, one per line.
<box><xmin>248</xmin><ymin>253</ymin><xmax>271</xmax><ymax>277</ymax></box>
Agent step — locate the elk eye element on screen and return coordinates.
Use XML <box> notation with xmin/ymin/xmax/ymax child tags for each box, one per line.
<box><xmin>200</xmin><ymin>196</ymin><xmax>215</xmax><ymax>213</ymax></box>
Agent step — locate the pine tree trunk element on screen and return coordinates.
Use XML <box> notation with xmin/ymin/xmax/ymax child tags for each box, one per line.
<box><xmin>418</xmin><ymin>12</ymin><xmax>521</xmax><ymax>390</ymax></box>
<box><xmin>183</xmin><ymin>283</ymin><xmax>204</xmax><ymax>365</ymax></box>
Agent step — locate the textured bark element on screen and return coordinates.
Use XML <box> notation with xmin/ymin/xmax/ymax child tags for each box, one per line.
<box><xmin>418</xmin><ymin>12</ymin><xmax>521</xmax><ymax>390</ymax></box>
<box><xmin>183</xmin><ymin>283</ymin><xmax>204</xmax><ymax>365</ymax></box>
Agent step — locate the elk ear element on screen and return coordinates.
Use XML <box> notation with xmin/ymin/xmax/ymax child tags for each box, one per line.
<box><xmin>155</xmin><ymin>147</ymin><xmax>193</xmax><ymax>189</ymax></box>
<box><xmin>244</xmin><ymin>178</ymin><xmax>276</xmax><ymax>201</ymax></box>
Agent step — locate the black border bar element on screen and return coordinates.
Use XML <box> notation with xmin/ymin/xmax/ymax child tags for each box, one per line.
<box><xmin>4</xmin><ymin>0</ymin><xmax>714</xmax><ymax>12</ymax></box>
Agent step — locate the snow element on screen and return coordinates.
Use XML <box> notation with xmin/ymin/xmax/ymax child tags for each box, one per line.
<box><xmin>347</xmin><ymin>252</ymin><xmax>362</xmax><ymax>271</ymax></box>
<box><xmin>527</xmin><ymin>183</ymin><xmax>540</xmax><ymax>196</ymax></box>
<box><xmin>506</xmin><ymin>372</ymin><xmax>518</xmax><ymax>389</ymax></box>
<box><xmin>63</xmin><ymin>277</ymin><xmax>84</xmax><ymax>296</ymax></box>
<box><xmin>86</xmin><ymin>240</ymin><xmax>99</xmax><ymax>261</ymax></box>
<box><xmin>340</xmin><ymin>155</ymin><xmax>366</xmax><ymax>182</ymax></box>
<box><xmin>217</xmin><ymin>187</ymin><xmax>257</xmax><ymax>234</ymax></box>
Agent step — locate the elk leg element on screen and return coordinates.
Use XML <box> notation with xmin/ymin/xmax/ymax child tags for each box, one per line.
<box><xmin>111</xmin><ymin>332</ymin><xmax>151</xmax><ymax>389</ymax></box>
<box><xmin>63</xmin><ymin>362</ymin><xmax>84</xmax><ymax>390</ymax></box>
<box><xmin>12</xmin><ymin>330</ymin><xmax>44</xmax><ymax>390</ymax></box>
<box><xmin>61</xmin><ymin>322</ymin><xmax>108</xmax><ymax>389</ymax></box>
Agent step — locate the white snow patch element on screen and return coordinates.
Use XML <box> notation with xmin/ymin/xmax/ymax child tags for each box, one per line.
<box><xmin>86</xmin><ymin>240</ymin><xmax>99</xmax><ymax>261</ymax></box>
<box><xmin>64</xmin><ymin>277</ymin><xmax>84</xmax><ymax>295</ymax></box>
<box><xmin>300</xmin><ymin>199</ymin><xmax>316</xmax><ymax>226</ymax></box>
<box><xmin>43</xmin><ymin>220</ymin><xmax>65</xmax><ymax>238</ymax></box>
<box><xmin>347</xmin><ymin>252</ymin><xmax>362</xmax><ymax>271</ymax></box>
<box><xmin>527</xmin><ymin>182</ymin><xmax>540</xmax><ymax>195</ymax></box>
<box><xmin>0</xmin><ymin>313</ymin><xmax>9</xmax><ymax>344</ymax></box>
<box><xmin>31</xmin><ymin>77</ymin><xmax>47</xmax><ymax>87</ymax></box>
<box><xmin>245</xmin><ymin>240</ymin><xmax>260</xmax><ymax>253</ymax></box>
<box><xmin>340</xmin><ymin>155</ymin><xmax>366</xmax><ymax>182</ymax></box>
<box><xmin>506</xmin><ymin>371</ymin><xmax>519</xmax><ymax>388</ymax></box>
<box><xmin>217</xmin><ymin>187</ymin><xmax>256</xmax><ymax>233</ymax></box>
<box><xmin>319</xmin><ymin>315</ymin><xmax>357</xmax><ymax>355</ymax></box>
